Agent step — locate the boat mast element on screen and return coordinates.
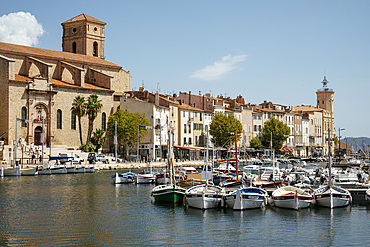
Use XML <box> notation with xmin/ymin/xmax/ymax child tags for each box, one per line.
<box><xmin>328</xmin><ymin>99</ymin><xmax>332</xmax><ymax>189</ymax></box>
<box><xmin>235</xmin><ymin>130</ymin><xmax>239</xmax><ymax>182</ymax></box>
<box><xmin>167</xmin><ymin>118</ymin><xmax>173</xmax><ymax>186</ymax></box>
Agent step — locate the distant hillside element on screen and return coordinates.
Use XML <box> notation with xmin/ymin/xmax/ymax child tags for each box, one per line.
<box><xmin>342</xmin><ymin>137</ymin><xmax>370</xmax><ymax>152</ymax></box>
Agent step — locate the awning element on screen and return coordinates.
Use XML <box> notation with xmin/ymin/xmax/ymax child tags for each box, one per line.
<box><xmin>280</xmin><ymin>148</ymin><xmax>293</xmax><ymax>152</ymax></box>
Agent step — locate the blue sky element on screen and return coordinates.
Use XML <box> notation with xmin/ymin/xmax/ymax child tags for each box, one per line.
<box><xmin>1</xmin><ymin>0</ymin><xmax>369</xmax><ymax>138</ymax></box>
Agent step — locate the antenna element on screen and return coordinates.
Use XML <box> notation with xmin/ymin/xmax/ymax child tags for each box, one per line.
<box><xmin>142</xmin><ymin>80</ymin><xmax>144</xmax><ymax>89</ymax></box>
<box><xmin>156</xmin><ymin>82</ymin><xmax>160</xmax><ymax>93</ymax></box>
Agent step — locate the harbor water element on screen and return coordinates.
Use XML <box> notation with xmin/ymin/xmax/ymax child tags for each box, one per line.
<box><xmin>1</xmin><ymin>170</ymin><xmax>370</xmax><ymax>246</ymax></box>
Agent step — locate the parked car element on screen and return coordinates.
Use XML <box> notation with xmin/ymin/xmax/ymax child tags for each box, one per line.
<box><xmin>72</xmin><ymin>154</ymin><xmax>84</xmax><ymax>164</ymax></box>
<box><xmin>88</xmin><ymin>153</ymin><xmax>109</xmax><ymax>164</ymax></box>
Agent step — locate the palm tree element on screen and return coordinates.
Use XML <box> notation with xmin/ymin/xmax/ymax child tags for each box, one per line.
<box><xmin>92</xmin><ymin>129</ymin><xmax>107</xmax><ymax>152</ymax></box>
<box><xmin>85</xmin><ymin>94</ymin><xmax>103</xmax><ymax>144</ymax></box>
<box><xmin>71</xmin><ymin>96</ymin><xmax>86</xmax><ymax>145</ymax></box>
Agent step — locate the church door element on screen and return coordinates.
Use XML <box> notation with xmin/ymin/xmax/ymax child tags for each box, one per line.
<box><xmin>34</xmin><ymin>126</ymin><xmax>43</xmax><ymax>146</ymax></box>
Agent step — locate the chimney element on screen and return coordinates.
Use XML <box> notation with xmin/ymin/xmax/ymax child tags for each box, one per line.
<box><xmin>139</xmin><ymin>86</ymin><xmax>144</xmax><ymax>92</ymax></box>
<box><xmin>155</xmin><ymin>92</ymin><xmax>159</xmax><ymax>106</ymax></box>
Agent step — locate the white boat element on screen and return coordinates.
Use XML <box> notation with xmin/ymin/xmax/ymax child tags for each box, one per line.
<box><xmin>224</xmin><ymin>186</ymin><xmax>268</xmax><ymax>210</ymax></box>
<box><xmin>272</xmin><ymin>186</ymin><xmax>313</xmax><ymax>210</ymax></box>
<box><xmin>136</xmin><ymin>173</ymin><xmax>155</xmax><ymax>183</ymax></box>
<box><xmin>37</xmin><ymin>166</ymin><xmax>51</xmax><ymax>175</ymax></box>
<box><xmin>85</xmin><ymin>166</ymin><xmax>95</xmax><ymax>173</ymax></box>
<box><xmin>2</xmin><ymin>167</ymin><xmax>21</xmax><ymax>176</ymax></box>
<box><xmin>75</xmin><ymin>166</ymin><xmax>85</xmax><ymax>173</ymax></box>
<box><xmin>112</xmin><ymin>172</ymin><xmax>136</xmax><ymax>184</ymax></box>
<box><xmin>313</xmin><ymin>117</ymin><xmax>352</xmax><ymax>209</ymax></box>
<box><xmin>66</xmin><ymin>166</ymin><xmax>76</xmax><ymax>173</ymax></box>
<box><xmin>185</xmin><ymin>184</ymin><xmax>224</xmax><ymax>210</ymax></box>
<box><xmin>50</xmin><ymin>166</ymin><xmax>67</xmax><ymax>174</ymax></box>
<box><xmin>20</xmin><ymin>167</ymin><xmax>38</xmax><ymax>176</ymax></box>
<box><xmin>313</xmin><ymin>185</ymin><xmax>351</xmax><ymax>208</ymax></box>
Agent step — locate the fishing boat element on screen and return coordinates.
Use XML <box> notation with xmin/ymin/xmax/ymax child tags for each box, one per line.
<box><xmin>112</xmin><ymin>171</ymin><xmax>136</xmax><ymax>184</ymax></box>
<box><xmin>37</xmin><ymin>166</ymin><xmax>51</xmax><ymax>175</ymax></box>
<box><xmin>2</xmin><ymin>167</ymin><xmax>21</xmax><ymax>176</ymax></box>
<box><xmin>151</xmin><ymin>120</ymin><xmax>186</xmax><ymax>204</ymax></box>
<box><xmin>224</xmin><ymin>186</ymin><xmax>268</xmax><ymax>210</ymax></box>
<box><xmin>185</xmin><ymin>184</ymin><xmax>224</xmax><ymax>209</ymax></box>
<box><xmin>20</xmin><ymin>167</ymin><xmax>38</xmax><ymax>176</ymax></box>
<box><xmin>313</xmin><ymin>124</ymin><xmax>351</xmax><ymax>208</ymax></box>
<box><xmin>136</xmin><ymin>172</ymin><xmax>156</xmax><ymax>183</ymax></box>
<box><xmin>75</xmin><ymin>166</ymin><xmax>85</xmax><ymax>173</ymax></box>
<box><xmin>272</xmin><ymin>186</ymin><xmax>313</xmax><ymax>210</ymax></box>
<box><xmin>313</xmin><ymin>185</ymin><xmax>351</xmax><ymax>208</ymax></box>
<box><xmin>85</xmin><ymin>166</ymin><xmax>95</xmax><ymax>173</ymax></box>
<box><xmin>66</xmin><ymin>166</ymin><xmax>76</xmax><ymax>173</ymax></box>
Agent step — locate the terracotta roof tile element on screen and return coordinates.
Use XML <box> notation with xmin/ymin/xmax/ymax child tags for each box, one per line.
<box><xmin>62</xmin><ymin>13</ymin><xmax>106</xmax><ymax>25</ymax></box>
<box><xmin>0</xmin><ymin>42</ymin><xmax>121</xmax><ymax>69</ymax></box>
<box><xmin>11</xmin><ymin>74</ymin><xmax>113</xmax><ymax>92</ymax></box>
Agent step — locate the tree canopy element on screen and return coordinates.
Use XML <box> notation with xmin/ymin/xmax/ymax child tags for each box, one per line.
<box><xmin>249</xmin><ymin>137</ymin><xmax>263</xmax><ymax>150</ymax></box>
<box><xmin>209</xmin><ymin>112</ymin><xmax>243</xmax><ymax>148</ymax></box>
<box><xmin>107</xmin><ymin>108</ymin><xmax>149</xmax><ymax>155</ymax></box>
<box><xmin>261</xmin><ymin>116</ymin><xmax>290</xmax><ymax>151</ymax></box>
<box><xmin>85</xmin><ymin>94</ymin><xmax>103</xmax><ymax>144</ymax></box>
<box><xmin>71</xmin><ymin>95</ymin><xmax>86</xmax><ymax>145</ymax></box>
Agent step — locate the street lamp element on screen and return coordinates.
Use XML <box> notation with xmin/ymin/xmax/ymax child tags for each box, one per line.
<box><xmin>338</xmin><ymin>128</ymin><xmax>345</xmax><ymax>156</ymax></box>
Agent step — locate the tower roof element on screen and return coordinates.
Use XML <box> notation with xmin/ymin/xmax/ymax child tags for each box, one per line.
<box><xmin>317</xmin><ymin>76</ymin><xmax>334</xmax><ymax>92</ymax></box>
<box><xmin>62</xmin><ymin>13</ymin><xmax>106</xmax><ymax>25</ymax></box>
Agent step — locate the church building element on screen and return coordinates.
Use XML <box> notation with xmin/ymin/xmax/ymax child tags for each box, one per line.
<box><xmin>0</xmin><ymin>14</ymin><xmax>130</xmax><ymax>154</ymax></box>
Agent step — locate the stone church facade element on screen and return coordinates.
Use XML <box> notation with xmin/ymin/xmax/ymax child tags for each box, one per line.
<box><xmin>0</xmin><ymin>14</ymin><xmax>130</xmax><ymax>151</ymax></box>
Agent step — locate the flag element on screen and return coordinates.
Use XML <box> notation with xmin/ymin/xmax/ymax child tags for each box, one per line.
<box><xmin>17</xmin><ymin>118</ymin><xmax>31</xmax><ymax>123</ymax></box>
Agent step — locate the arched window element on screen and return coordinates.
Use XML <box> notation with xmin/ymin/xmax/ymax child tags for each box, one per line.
<box><xmin>57</xmin><ymin>109</ymin><xmax>62</xmax><ymax>129</ymax></box>
<box><xmin>102</xmin><ymin>112</ymin><xmax>106</xmax><ymax>130</ymax></box>
<box><xmin>93</xmin><ymin>42</ymin><xmax>98</xmax><ymax>57</ymax></box>
<box><xmin>21</xmin><ymin>107</ymin><xmax>27</xmax><ymax>127</ymax></box>
<box><xmin>71</xmin><ymin>111</ymin><xmax>76</xmax><ymax>130</ymax></box>
<box><xmin>72</xmin><ymin>42</ymin><xmax>76</xmax><ymax>53</ymax></box>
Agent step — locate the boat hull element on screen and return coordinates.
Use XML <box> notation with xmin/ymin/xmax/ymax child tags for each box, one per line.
<box><xmin>50</xmin><ymin>167</ymin><xmax>67</xmax><ymax>174</ymax></box>
<box><xmin>272</xmin><ymin>186</ymin><xmax>312</xmax><ymax>210</ymax></box>
<box><xmin>66</xmin><ymin>167</ymin><xmax>76</xmax><ymax>173</ymax></box>
<box><xmin>112</xmin><ymin>172</ymin><xmax>136</xmax><ymax>184</ymax></box>
<box><xmin>75</xmin><ymin>167</ymin><xmax>85</xmax><ymax>173</ymax></box>
<box><xmin>314</xmin><ymin>186</ymin><xmax>351</xmax><ymax>208</ymax></box>
<box><xmin>185</xmin><ymin>185</ymin><xmax>223</xmax><ymax>210</ymax></box>
<box><xmin>136</xmin><ymin>174</ymin><xmax>155</xmax><ymax>184</ymax></box>
<box><xmin>85</xmin><ymin>166</ymin><xmax>95</xmax><ymax>173</ymax></box>
<box><xmin>224</xmin><ymin>188</ymin><xmax>267</xmax><ymax>210</ymax></box>
<box><xmin>3</xmin><ymin>167</ymin><xmax>21</xmax><ymax>176</ymax></box>
<box><xmin>152</xmin><ymin>185</ymin><xmax>186</xmax><ymax>204</ymax></box>
<box><xmin>20</xmin><ymin>167</ymin><xmax>38</xmax><ymax>176</ymax></box>
<box><xmin>37</xmin><ymin>168</ymin><xmax>51</xmax><ymax>175</ymax></box>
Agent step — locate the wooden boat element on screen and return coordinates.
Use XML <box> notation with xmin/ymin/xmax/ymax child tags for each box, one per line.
<box><xmin>50</xmin><ymin>166</ymin><xmax>67</xmax><ymax>174</ymax></box>
<box><xmin>185</xmin><ymin>184</ymin><xmax>224</xmax><ymax>210</ymax></box>
<box><xmin>66</xmin><ymin>166</ymin><xmax>76</xmax><ymax>173</ymax></box>
<box><xmin>313</xmin><ymin>185</ymin><xmax>351</xmax><ymax>208</ymax></box>
<box><xmin>75</xmin><ymin>166</ymin><xmax>85</xmax><ymax>173</ymax></box>
<box><xmin>272</xmin><ymin>186</ymin><xmax>313</xmax><ymax>210</ymax></box>
<box><xmin>177</xmin><ymin>178</ymin><xmax>212</xmax><ymax>189</ymax></box>
<box><xmin>151</xmin><ymin>184</ymin><xmax>186</xmax><ymax>204</ymax></box>
<box><xmin>2</xmin><ymin>167</ymin><xmax>21</xmax><ymax>176</ymax></box>
<box><xmin>37</xmin><ymin>166</ymin><xmax>51</xmax><ymax>175</ymax></box>
<box><xmin>151</xmin><ymin>120</ymin><xmax>186</xmax><ymax>204</ymax></box>
<box><xmin>112</xmin><ymin>172</ymin><xmax>136</xmax><ymax>184</ymax></box>
<box><xmin>136</xmin><ymin>173</ymin><xmax>155</xmax><ymax>183</ymax></box>
<box><xmin>85</xmin><ymin>166</ymin><xmax>95</xmax><ymax>173</ymax></box>
<box><xmin>20</xmin><ymin>167</ymin><xmax>38</xmax><ymax>176</ymax></box>
<box><xmin>224</xmin><ymin>186</ymin><xmax>268</xmax><ymax>210</ymax></box>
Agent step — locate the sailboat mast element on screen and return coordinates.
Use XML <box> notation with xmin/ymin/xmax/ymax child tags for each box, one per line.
<box><xmin>235</xmin><ymin>130</ymin><xmax>238</xmax><ymax>182</ymax></box>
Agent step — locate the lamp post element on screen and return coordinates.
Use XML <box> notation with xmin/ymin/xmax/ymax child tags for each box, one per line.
<box><xmin>338</xmin><ymin>128</ymin><xmax>345</xmax><ymax>156</ymax></box>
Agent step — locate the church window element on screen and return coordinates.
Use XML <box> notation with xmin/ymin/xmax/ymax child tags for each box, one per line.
<box><xmin>72</xmin><ymin>42</ymin><xmax>76</xmax><ymax>53</ymax></box>
<box><xmin>102</xmin><ymin>112</ymin><xmax>106</xmax><ymax>130</ymax></box>
<box><xmin>57</xmin><ymin>109</ymin><xmax>62</xmax><ymax>129</ymax></box>
<box><xmin>93</xmin><ymin>42</ymin><xmax>98</xmax><ymax>57</ymax></box>
<box><xmin>73</xmin><ymin>28</ymin><xmax>77</xmax><ymax>33</ymax></box>
<box><xmin>21</xmin><ymin>107</ymin><xmax>27</xmax><ymax>127</ymax></box>
<box><xmin>71</xmin><ymin>111</ymin><xmax>76</xmax><ymax>130</ymax></box>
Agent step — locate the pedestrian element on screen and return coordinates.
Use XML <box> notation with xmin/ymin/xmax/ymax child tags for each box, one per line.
<box><xmin>31</xmin><ymin>153</ymin><xmax>35</xmax><ymax>164</ymax></box>
<box><xmin>39</xmin><ymin>155</ymin><xmax>42</xmax><ymax>164</ymax></box>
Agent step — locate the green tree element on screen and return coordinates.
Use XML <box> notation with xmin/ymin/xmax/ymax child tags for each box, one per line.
<box><xmin>107</xmin><ymin>108</ymin><xmax>149</xmax><ymax>156</ymax></box>
<box><xmin>85</xmin><ymin>94</ymin><xmax>103</xmax><ymax>144</ymax></box>
<box><xmin>209</xmin><ymin>112</ymin><xmax>243</xmax><ymax>148</ymax></box>
<box><xmin>261</xmin><ymin>116</ymin><xmax>290</xmax><ymax>151</ymax></box>
<box><xmin>71</xmin><ymin>95</ymin><xmax>85</xmax><ymax>145</ymax></box>
<box><xmin>91</xmin><ymin>129</ymin><xmax>107</xmax><ymax>152</ymax></box>
<box><xmin>250</xmin><ymin>137</ymin><xmax>263</xmax><ymax>150</ymax></box>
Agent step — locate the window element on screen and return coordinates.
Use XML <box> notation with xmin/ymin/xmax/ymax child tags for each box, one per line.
<box><xmin>188</xmin><ymin>124</ymin><xmax>191</xmax><ymax>133</ymax></box>
<box><xmin>71</xmin><ymin>111</ymin><xmax>76</xmax><ymax>130</ymax></box>
<box><xmin>199</xmin><ymin>136</ymin><xmax>203</xmax><ymax>145</ymax></box>
<box><xmin>183</xmin><ymin>111</ymin><xmax>185</xmax><ymax>117</ymax></box>
<box><xmin>184</xmin><ymin>124</ymin><xmax>186</xmax><ymax>133</ymax></box>
<box><xmin>184</xmin><ymin>137</ymin><xmax>187</xmax><ymax>145</ymax></box>
<box><xmin>93</xmin><ymin>42</ymin><xmax>98</xmax><ymax>57</ymax></box>
<box><xmin>72</xmin><ymin>42</ymin><xmax>76</xmax><ymax>53</ymax></box>
<box><xmin>195</xmin><ymin>136</ymin><xmax>198</xmax><ymax>145</ymax></box>
<box><xmin>248</xmin><ymin>125</ymin><xmax>251</xmax><ymax>133</ymax></box>
<box><xmin>200</xmin><ymin>113</ymin><xmax>202</xmax><ymax>121</ymax></box>
<box><xmin>188</xmin><ymin>138</ymin><xmax>192</xmax><ymax>145</ymax></box>
<box><xmin>195</xmin><ymin>112</ymin><xmax>197</xmax><ymax>118</ymax></box>
<box><xmin>102</xmin><ymin>112</ymin><xmax>106</xmax><ymax>131</ymax></box>
<box><xmin>57</xmin><ymin>109</ymin><xmax>62</xmax><ymax>129</ymax></box>
<box><xmin>21</xmin><ymin>107</ymin><xmax>27</xmax><ymax>127</ymax></box>
<box><xmin>194</xmin><ymin>123</ymin><xmax>196</xmax><ymax>130</ymax></box>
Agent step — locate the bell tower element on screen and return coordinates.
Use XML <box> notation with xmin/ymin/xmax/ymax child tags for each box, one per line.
<box><xmin>316</xmin><ymin>76</ymin><xmax>334</xmax><ymax>113</ymax></box>
<box><xmin>61</xmin><ymin>13</ymin><xmax>106</xmax><ymax>59</ymax></box>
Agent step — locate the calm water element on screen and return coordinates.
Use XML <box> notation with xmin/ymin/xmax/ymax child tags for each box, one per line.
<box><xmin>1</xmin><ymin>170</ymin><xmax>370</xmax><ymax>246</ymax></box>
